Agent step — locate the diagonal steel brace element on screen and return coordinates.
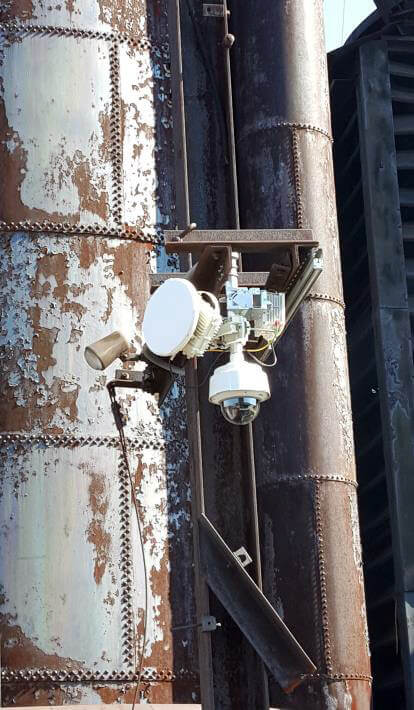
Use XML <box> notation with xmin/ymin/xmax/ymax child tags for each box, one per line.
<box><xmin>198</xmin><ymin>513</ymin><xmax>316</xmax><ymax>693</ymax></box>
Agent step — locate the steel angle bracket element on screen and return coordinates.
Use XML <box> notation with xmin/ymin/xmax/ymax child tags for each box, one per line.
<box><xmin>164</xmin><ymin>228</ymin><xmax>317</xmax><ymax>253</ymax></box>
<box><xmin>198</xmin><ymin>513</ymin><xmax>316</xmax><ymax>692</ymax></box>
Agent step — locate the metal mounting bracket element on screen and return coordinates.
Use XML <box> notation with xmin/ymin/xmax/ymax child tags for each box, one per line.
<box><xmin>203</xmin><ymin>3</ymin><xmax>226</xmax><ymax>17</ymax></box>
<box><xmin>201</xmin><ymin>615</ymin><xmax>222</xmax><ymax>632</ymax></box>
<box><xmin>233</xmin><ymin>546</ymin><xmax>253</xmax><ymax>568</ymax></box>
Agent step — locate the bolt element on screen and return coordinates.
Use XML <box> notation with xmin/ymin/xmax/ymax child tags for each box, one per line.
<box><xmin>223</xmin><ymin>33</ymin><xmax>235</xmax><ymax>48</ymax></box>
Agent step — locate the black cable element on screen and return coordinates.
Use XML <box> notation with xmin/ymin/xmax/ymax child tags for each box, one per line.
<box><xmin>247</xmin><ymin>344</ymin><xmax>277</xmax><ymax>368</ymax></box>
<box><xmin>108</xmin><ymin>386</ymin><xmax>148</xmax><ymax>709</ymax></box>
<box><xmin>142</xmin><ymin>345</ymin><xmax>185</xmax><ymax>376</ymax></box>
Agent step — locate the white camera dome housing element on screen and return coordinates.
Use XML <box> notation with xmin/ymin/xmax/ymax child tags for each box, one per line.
<box><xmin>209</xmin><ymin>350</ymin><xmax>270</xmax><ymax>425</ymax></box>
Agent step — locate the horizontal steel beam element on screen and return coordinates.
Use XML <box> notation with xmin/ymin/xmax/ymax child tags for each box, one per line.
<box><xmin>198</xmin><ymin>513</ymin><xmax>316</xmax><ymax>693</ymax></box>
<box><xmin>150</xmin><ymin>271</ymin><xmax>269</xmax><ymax>290</ymax></box>
<box><xmin>165</xmin><ymin>228</ymin><xmax>316</xmax><ymax>253</ymax></box>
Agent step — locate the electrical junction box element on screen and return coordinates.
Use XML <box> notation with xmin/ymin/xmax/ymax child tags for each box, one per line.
<box><xmin>225</xmin><ymin>286</ymin><xmax>285</xmax><ymax>341</ymax></box>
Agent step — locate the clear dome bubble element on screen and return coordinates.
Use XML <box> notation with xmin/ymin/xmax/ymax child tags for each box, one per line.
<box><xmin>220</xmin><ymin>396</ymin><xmax>260</xmax><ymax>426</ymax></box>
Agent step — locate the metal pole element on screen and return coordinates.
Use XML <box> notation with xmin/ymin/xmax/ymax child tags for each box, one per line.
<box><xmin>221</xmin><ymin>7</ymin><xmax>269</xmax><ymax>704</ymax></box>
<box><xmin>167</xmin><ymin>2</ymin><xmax>215</xmax><ymax>707</ymax></box>
<box><xmin>229</xmin><ymin>1</ymin><xmax>372</xmax><ymax>707</ymax></box>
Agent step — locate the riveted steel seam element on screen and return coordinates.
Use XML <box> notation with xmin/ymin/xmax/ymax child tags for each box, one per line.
<box><xmin>271</xmin><ymin>120</ymin><xmax>333</xmax><ymax>142</ymax></box>
<box><xmin>292</xmin><ymin>127</ymin><xmax>304</xmax><ymax>229</ymax></box>
<box><xmin>0</xmin><ymin>223</ymin><xmax>162</xmax><ymax>244</ymax></box>
<box><xmin>0</xmin><ymin>433</ymin><xmax>168</xmax><ymax>451</ymax></box>
<box><xmin>306</xmin><ymin>293</ymin><xmax>346</xmax><ymax>309</ymax></box>
<box><xmin>263</xmin><ymin>474</ymin><xmax>357</xmax><ymax>488</ymax></box>
<box><xmin>1</xmin><ymin>668</ymin><xmax>198</xmax><ymax>682</ymax></box>
<box><xmin>0</xmin><ymin>21</ymin><xmax>162</xmax><ymax>52</ymax></box>
<box><xmin>118</xmin><ymin>458</ymin><xmax>136</xmax><ymax>667</ymax></box>
<box><xmin>109</xmin><ymin>40</ymin><xmax>123</xmax><ymax>226</ymax></box>
<box><xmin>314</xmin><ymin>480</ymin><xmax>333</xmax><ymax>675</ymax></box>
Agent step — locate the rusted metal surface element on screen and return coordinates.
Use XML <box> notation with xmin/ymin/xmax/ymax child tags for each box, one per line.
<box><xmin>229</xmin><ymin>1</ymin><xmax>372</xmax><ymax>707</ymax></box>
<box><xmin>177</xmin><ymin>1</ymin><xmax>275</xmax><ymax>704</ymax></box>
<box><xmin>0</xmin><ymin>0</ymin><xmax>199</xmax><ymax>704</ymax></box>
<box><xmin>151</xmin><ymin>271</ymin><xmax>269</xmax><ymax>289</ymax></box>
<box><xmin>3</xmin><ymin>705</ymin><xmax>201</xmax><ymax>709</ymax></box>
<box><xmin>330</xmin><ymin>23</ymin><xmax>414</xmax><ymax>706</ymax></box>
<box><xmin>198</xmin><ymin>513</ymin><xmax>316</xmax><ymax>690</ymax></box>
<box><xmin>165</xmin><ymin>228</ymin><xmax>315</xmax><ymax>252</ymax></box>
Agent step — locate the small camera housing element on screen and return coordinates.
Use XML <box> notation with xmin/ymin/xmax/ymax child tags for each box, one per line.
<box><xmin>209</xmin><ymin>350</ymin><xmax>270</xmax><ymax>426</ymax></box>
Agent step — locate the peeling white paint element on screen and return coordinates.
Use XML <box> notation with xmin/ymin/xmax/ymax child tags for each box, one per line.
<box><xmin>0</xmin><ymin>446</ymin><xmax>123</xmax><ymax>667</ymax></box>
<box><xmin>1</xmin><ymin>37</ymin><xmax>112</xmax><ymax>224</ymax></box>
<box><xmin>121</xmin><ymin>43</ymin><xmax>158</xmax><ymax>235</ymax></box>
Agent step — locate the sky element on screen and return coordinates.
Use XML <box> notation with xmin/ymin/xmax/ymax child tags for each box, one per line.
<box><xmin>323</xmin><ymin>0</ymin><xmax>377</xmax><ymax>52</ymax></box>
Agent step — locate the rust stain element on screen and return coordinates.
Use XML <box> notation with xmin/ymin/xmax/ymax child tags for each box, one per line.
<box><xmin>0</xmin><ymin>0</ymin><xmax>34</xmax><ymax>22</ymax></box>
<box><xmin>0</xmin><ymin>613</ymin><xmax>85</xmax><ymax>671</ymax></box>
<box><xmin>97</xmin><ymin>0</ymin><xmax>146</xmax><ymax>38</ymax></box>
<box><xmin>102</xmin><ymin>285</ymin><xmax>114</xmax><ymax>324</ymax></box>
<box><xmin>78</xmin><ymin>238</ymin><xmax>98</xmax><ymax>270</ymax></box>
<box><xmin>73</xmin><ymin>159</ymin><xmax>109</xmax><ymax>222</ymax></box>
<box><xmin>32</xmin><ymin>323</ymin><xmax>59</xmax><ymax>373</ymax></box>
<box><xmin>1</xmin><ymin>684</ymin><xmax>86</xmax><ymax>707</ymax></box>
<box><xmin>132</xmin><ymin>458</ymin><xmax>174</xmax><ymax>697</ymax></box>
<box><xmin>86</xmin><ymin>471</ymin><xmax>111</xmax><ymax>585</ymax></box>
<box><xmin>51</xmin><ymin>378</ymin><xmax>80</xmax><ymax>422</ymax></box>
<box><xmin>34</xmin><ymin>252</ymin><xmax>69</xmax><ymax>304</ymax></box>
<box><xmin>65</xmin><ymin>0</ymin><xmax>75</xmax><ymax>15</ymax></box>
<box><xmin>106</xmin><ymin>241</ymin><xmax>149</xmax><ymax>312</ymax></box>
<box><xmin>0</xmin><ymin>101</ymin><xmax>75</xmax><ymax>225</ymax></box>
<box><xmin>98</xmin><ymin>109</ymin><xmax>112</xmax><ymax>165</ymax></box>
<box><xmin>93</xmin><ymin>685</ymin><xmax>127</xmax><ymax>704</ymax></box>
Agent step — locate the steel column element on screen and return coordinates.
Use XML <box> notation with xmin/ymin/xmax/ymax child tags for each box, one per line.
<box><xmin>179</xmin><ymin>1</ymin><xmax>272</xmax><ymax>705</ymax></box>
<box><xmin>229</xmin><ymin>1</ymin><xmax>372</xmax><ymax>707</ymax></box>
<box><xmin>357</xmin><ymin>39</ymin><xmax>414</xmax><ymax>708</ymax></box>
<box><xmin>0</xmin><ymin>0</ymin><xmax>198</xmax><ymax>704</ymax></box>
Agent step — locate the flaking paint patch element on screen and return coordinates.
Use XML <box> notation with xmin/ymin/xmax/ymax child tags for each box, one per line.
<box><xmin>86</xmin><ymin>470</ymin><xmax>111</xmax><ymax>585</ymax></box>
<box><xmin>0</xmin><ymin>613</ymin><xmax>85</xmax><ymax>671</ymax></box>
<box><xmin>323</xmin><ymin>681</ymin><xmax>353</xmax><ymax>710</ymax></box>
<box><xmin>121</xmin><ymin>43</ymin><xmax>158</xmax><ymax>235</ymax></box>
<box><xmin>0</xmin><ymin>445</ymin><xmax>125</xmax><ymax>666</ymax></box>
<box><xmin>330</xmin><ymin>307</ymin><xmax>354</xmax><ymax>468</ymax></box>
<box><xmin>0</xmin><ymin>234</ymin><xmax>145</xmax><ymax>434</ymax></box>
<box><xmin>348</xmin><ymin>490</ymin><xmax>370</xmax><ymax>657</ymax></box>
<box><xmin>0</xmin><ymin>35</ymin><xmax>112</xmax><ymax>225</ymax></box>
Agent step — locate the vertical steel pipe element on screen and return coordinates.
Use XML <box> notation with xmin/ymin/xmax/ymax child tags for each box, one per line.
<box><xmin>230</xmin><ymin>1</ymin><xmax>372</xmax><ymax>707</ymax></box>
<box><xmin>0</xmin><ymin>0</ymin><xmax>198</xmax><ymax>705</ymax></box>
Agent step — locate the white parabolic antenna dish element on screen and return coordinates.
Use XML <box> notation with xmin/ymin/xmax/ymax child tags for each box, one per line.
<box><xmin>143</xmin><ymin>278</ymin><xmax>200</xmax><ymax>357</ymax></box>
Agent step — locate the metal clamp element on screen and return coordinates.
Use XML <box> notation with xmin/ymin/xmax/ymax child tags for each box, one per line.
<box><xmin>201</xmin><ymin>615</ymin><xmax>222</xmax><ymax>632</ymax></box>
<box><xmin>172</xmin><ymin>615</ymin><xmax>222</xmax><ymax>633</ymax></box>
<box><xmin>203</xmin><ymin>4</ymin><xmax>226</xmax><ymax>17</ymax></box>
<box><xmin>234</xmin><ymin>546</ymin><xmax>253</xmax><ymax>568</ymax></box>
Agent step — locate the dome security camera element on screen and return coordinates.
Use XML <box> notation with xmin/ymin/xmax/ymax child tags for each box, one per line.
<box><xmin>209</xmin><ymin>349</ymin><xmax>270</xmax><ymax>426</ymax></box>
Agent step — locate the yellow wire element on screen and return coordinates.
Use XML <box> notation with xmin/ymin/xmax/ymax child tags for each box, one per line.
<box><xmin>208</xmin><ymin>341</ymin><xmax>276</xmax><ymax>354</ymax></box>
<box><xmin>208</xmin><ymin>335</ymin><xmax>279</xmax><ymax>354</ymax></box>
<box><xmin>245</xmin><ymin>342</ymin><xmax>272</xmax><ymax>353</ymax></box>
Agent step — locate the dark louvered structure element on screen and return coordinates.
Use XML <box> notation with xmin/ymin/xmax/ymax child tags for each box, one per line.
<box><xmin>329</xmin><ymin>6</ymin><xmax>414</xmax><ymax>709</ymax></box>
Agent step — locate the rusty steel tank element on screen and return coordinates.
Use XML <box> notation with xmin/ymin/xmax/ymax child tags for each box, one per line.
<box><xmin>0</xmin><ymin>0</ymin><xmax>197</xmax><ymax>705</ymax></box>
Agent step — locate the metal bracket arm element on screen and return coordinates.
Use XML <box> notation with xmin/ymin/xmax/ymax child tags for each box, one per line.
<box><xmin>164</xmin><ymin>228</ymin><xmax>316</xmax><ymax>253</ymax></box>
<box><xmin>198</xmin><ymin>513</ymin><xmax>316</xmax><ymax>693</ymax></box>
